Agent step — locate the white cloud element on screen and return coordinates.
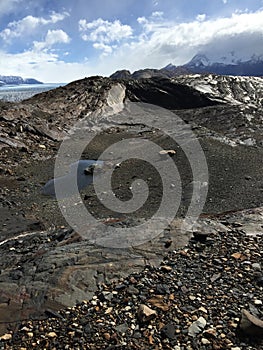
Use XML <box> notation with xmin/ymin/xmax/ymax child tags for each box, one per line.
<box><xmin>136</xmin><ymin>14</ymin><xmax>172</xmax><ymax>34</ymax></box>
<box><xmin>79</xmin><ymin>18</ymin><xmax>133</xmax><ymax>44</ymax></box>
<box><xmin>33</xmin><ymin>29</ymin><xmax>71</xmax><ymax>51</ymax></box>
<box><xmin>0</xmin><ymin>12</ymin><xmax>69</xmax><ymax>41</ymax></box>
<box><xmin>49</xmin><ymin>12</ymin><xmax>69</xmax><ymax>23</ymax></box>
<box><xmin>127</xmin><ymin>10</ymin><xmax>263</xmax><ymax>69</ymax></box>
<box><xmin>152</xmin><ymin>11</ymin><xmax>164</xmax><ymax>18</ymax></box>
<box><xmin>137</xmin><ymin>17</ymin><xmax>147</xmax><ymax>25</ymax></box>
<box><xmin>0</xmin><ymin>49</ymin><xmax>94</xmax><ymax>83</ymax></box>
<box><xmin>222</xmin><ymin>0</ymin><xmax>228</xmax><ymax>3</ymax></box>
<box><xmin>93</xmin><ymin>42</ymin><xmax>113</xmax><ymax>54</ymax></box>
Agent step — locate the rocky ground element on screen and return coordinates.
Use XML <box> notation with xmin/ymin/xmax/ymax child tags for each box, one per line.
<box><xmin>0</xmin><ymin>74</ymin><xmax>262</xmax><ymax>348</ymax></box>
<box><xmin>1</xmin><ymin>226</ymin><xmax>263</xmax><ymax>349</ymax></box>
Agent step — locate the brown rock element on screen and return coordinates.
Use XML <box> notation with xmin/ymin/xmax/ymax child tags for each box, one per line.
<box><xmin>160</xmin><ymin>265</ymin><xmax>172</xmax><ymax>272</ymax></box>
<box><xmin>147</xmin><ymin>295</ymin><xmax>169</xmax><ymax>311</ymax></box>
<box><xmin>137</xmin><ymin>304</ymin><xmax>157</xmax><ymax>323</ymax></box>
<box><xmin>0</xmin><ymin>333</ymin><xmax>12</xmax><ymax>340</ymax></box>
<box><xmin>104</xmin><ymin>332</ymin><xmax>111</xmax><ymax>341</ymax></box>
<box><xmin>231</xmin><ymin>252</ymin><xmax>247</xmax><ymax>261</ymax></box>
<box><xmin>47</xmin><ymin>331</ymin><xmax>57</xmax><ymax>338</ymax></box>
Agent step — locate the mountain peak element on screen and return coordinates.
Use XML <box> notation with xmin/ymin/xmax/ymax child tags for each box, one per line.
<box><xmin>163</xmin><ymin>63</ymin><xmax>176</xmax><ymax>70</ymax></box>
<box><xmin>110</xmin><ymin>51</ymin><xmax>263</xmax><ymax>80</ymax></box>
<box><xmin>187</xmin><ymin>54</ymin><xmax>210</xmax><ymax>67</ymax></box>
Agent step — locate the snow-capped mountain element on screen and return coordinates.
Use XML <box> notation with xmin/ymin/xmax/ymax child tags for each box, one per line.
<box><xmin>0</xmin><ymin>75</ymin><xmax>42</xmax><ymax>85</ymax></box>
<box><xmin>188</xmin><ymin>52</ymin><xmax>263</xmax><ymax>67</ymax></box>
<box><xmin>183</xmin><ymin>53</ymin><xmax>263</xmax><ymax>76</ymax></box>
<box><xmin>110</xmin><ymin>52</ymin><xmax>263</xmax><ymax>80</ymax></box>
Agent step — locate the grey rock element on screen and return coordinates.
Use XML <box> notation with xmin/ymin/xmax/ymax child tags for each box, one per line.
<box><xmin>115</xmin><ymin>323</ymin><xmax>129</xmax><ymax>334</ymax></box>
<box><xmin>188</xmin><ymin>316</ymin><xmax>207</xmax><ymax>337</ymax></box>
<box><xmin>161</xmin><ymin>322</ymin><xmax>176</xmax><ymax>339</ymax></box>
<box><xmin>252</xmin><ymin>262</ymin><xmax>261</xmax><ymax>271</ymax></box>
<box><xmin>127</xmin><ymin>285</ymin><xmax>140</xmax><ymax>295</ymax></box>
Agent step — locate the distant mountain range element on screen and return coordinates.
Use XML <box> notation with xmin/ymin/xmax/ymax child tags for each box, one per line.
<box><xmin>0</xmin><ymin>75</ymin><xmax>42</xmax><ymax>86</ymax></box>
<box><xmin>110</xmin><ymin>53</ymin><xmax>263</xmax><ymax>79</ymax></box>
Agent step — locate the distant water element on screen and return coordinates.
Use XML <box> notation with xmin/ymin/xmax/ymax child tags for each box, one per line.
<box><xmin>0</xmin><ymin>83</ymin><xmax>66</xmax><ymax>102</ymax></box>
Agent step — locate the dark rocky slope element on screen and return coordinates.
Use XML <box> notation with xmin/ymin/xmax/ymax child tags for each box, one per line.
<box><xmin>0</xmin><ymin>74</ymin><xmax>262</xmax><ymax>348</ymax></box>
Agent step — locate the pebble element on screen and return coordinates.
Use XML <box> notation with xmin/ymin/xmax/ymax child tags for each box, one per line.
<box><xmin>47</xmin><ymin>331</ymin><xmax>57</xmax><ymax>338</ymax></box>
<box><xmin>252</xmin><ymin>263</ymin><xmax>261</xmax><ymax>271</ymax></box>
<box><xmin>0</xmin><ymin>334</ymin><xmax>12</xmax><ymax>340</ymax></box>
<box><xmin>161</xmin><ymin>323</ymin><xmax>176</xmax><ymax>339</ymax></box>
<box><xmin>115</xmin><ymin>323</ymin><xmax>129</xmax><ymax>334</ymax></box>
<box><xmin>137</xmin><ymin>304</ymin><xmax>157</xmax><ymax>323</ymax></box>
<box><xmin>188</xmin><ymin>316</ymin><xmax>207</xmax><ymax>337</ymax></box>
<box><xmin>201</xmin><ymin>337</ymin><xmax>211</xmax><ymax>345</ymax></box>
<box><xmin>159</xmin><ymin>149</ymin><xmax>176</xmax><ymax>157</ymax></box>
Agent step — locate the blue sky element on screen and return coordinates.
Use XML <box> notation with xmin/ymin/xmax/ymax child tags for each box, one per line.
<box><xmin>0</xmin><ymin>0</ymin><xmax>262</xmax><ymax>82</ymax></box>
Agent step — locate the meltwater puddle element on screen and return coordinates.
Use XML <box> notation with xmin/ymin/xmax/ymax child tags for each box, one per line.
<box><xmin>41</xmin><ymin>159</ymin><xmax>105</xmax><ymax>199</ymax></box>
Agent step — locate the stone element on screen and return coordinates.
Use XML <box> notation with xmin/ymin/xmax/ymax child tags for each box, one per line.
<box><xmin>104</xmin><ymin>332</ymin><xmax>111</xmax><ymax>341</ymax></box>
<box><xmin>47</xmin><ymin>331</ymin><xmax>57</xmax><ymax>338</ymax></box>
<box><xmin>239</xmin><ymin>309</ymin><xmax>263</xmax><ymax>337</ymax></box>
<box><xmin>198</xmin><ymin>306</ymin><xmax>208</xmax><ymax>313</ymax></box>
<box><xmin>201</xmin><ymin>338</ymin><xmax>211</xmax><ymax>345</ymax></box>
<box><xmin>0</xmin><ymin>333</ymin><xmax>12</xmax><ymax>340</ymax></box>
<box><xmin>161</xmin><ymin>323</ymin><xmax>176</xmax><ymax>339</ymax></box>
<box><xmin>252</xmin><ymin>263</ymin><xmax>261</xmax><ymax>271</ymax></box>
<box><xmin>211</xmin><ymin>273</ymin><xmax>221</xmax><ymax>283</ymax></box>
<box><xmin>137</xmin><ymin>304</ymin><xmax>157</xmax><ymax>323</ymax></box>
<box><xmin>159</xmin><ymin>149</ymin><xmax>176</xmax><ymax>157</ymax></box>
<box><xmin>147</xmin><ymin>295</ymin><xmax>169</xmax><ymax>311</ymax></box>
<box><xmin>155</xmin><ymin>284</ymin><xmax>170</xmax><ymax>295</ymax></box>
<box><xmin>105</xmin><ymin>307</ymin><xmax>113</xmax><ymax>314</ymax></box>
<box><xmin>115</xmin><ymin>323</ymin><xmax>129</xmax><ymax>334</ymax></box>
<box><xmin>188</xmin><ymin>316</ymin><xmax>207</xmax><ymax>337</ymax></box>
<box><xmin>160</xmin><ymin>265</ymin><xmax>173</xmax><ymax>272</ymax></box>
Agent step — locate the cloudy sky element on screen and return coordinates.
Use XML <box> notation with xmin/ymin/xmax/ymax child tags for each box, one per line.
<box><xmin>0</xmin><ymin>0</ymin><xmax>262</xmax><ymax>82</ymax></box>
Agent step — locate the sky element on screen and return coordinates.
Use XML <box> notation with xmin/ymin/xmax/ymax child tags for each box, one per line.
<box><xmin>0</xmin><ymin>0</ymin><xmax>262</xmax><ymax>82</ymax></box>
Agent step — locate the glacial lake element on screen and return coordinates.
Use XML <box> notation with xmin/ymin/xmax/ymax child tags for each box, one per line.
<box><xmin>0</xmin><ymin>83</ymin><xmax>66</xmax><ymax>102</ymax></box>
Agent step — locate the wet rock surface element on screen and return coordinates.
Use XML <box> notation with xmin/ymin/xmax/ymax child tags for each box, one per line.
<box><xmin>0</xmin><ymin>74</ymin><xmax>262</xmax><ymax>348</ymax></box>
